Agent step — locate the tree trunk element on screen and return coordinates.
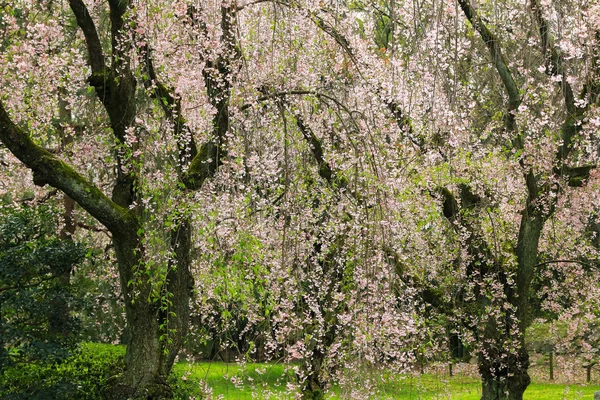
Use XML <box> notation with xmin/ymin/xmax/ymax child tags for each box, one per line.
<box><xmin>159</xmin><ymin>217</ymin><xmax>194</xmax><ymax>376</ymax></box>
<box><xmin>478</xmin><ymin>207</ymin><xmax>543</xmax><ymax>400</ymax></box>
<box><xmin>92</xmin><ymin>218</ymin><xmax>193</xmax><ymax>400</ymax></box>
<box><xmin>587</xmin><ymin>364</ymin><xmax>592</xmax><ymax>383</ymax></box>
<box><xmin>479</xmin><ymin>346</ymin><xmax>530</xmax><ymax>400</ymax></box>
<box><xmin>514</xmin><ymin>199</ymin><xmax>545</xmax><ymax>333</ymax></box>
<box><xmin>479</xmin><ymin>179</ymin><xmax>545</xmax><ymax>400</ymax></box>
<box><xmin>302</xmin><ymin>356</ymin><xmax>325</xmax><ymax>400</ymax></box>
<box><xmin>108</xmin><ymin>219</ymin><xmax>173</xmax><ymax>398</ymax></box>
<box><xmin>104</xmin><ymin>212</ymin><xmax>193</xmax><ymax>399</ymax></box>
<box><xmin>123</xmin><ymin>301</ymin><xmax>165</xmax><ymax>396</ymax></box>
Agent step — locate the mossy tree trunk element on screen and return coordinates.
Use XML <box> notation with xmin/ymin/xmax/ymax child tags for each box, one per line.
<box><xmin>436</xmin><ymin>182</ymin><xmax>542</xmax><ymax>400</ymax></box>
<box><xmin>0</xmin><ymin>0</ymin><xmax>234</xmax><ymax>399</ymax></box>
<box><xmin>454</xmin><ymin>1</ymin><xmax>596</xmax><ymax>398</ymax></box>
<box><xmin>1</xmin><ymin>1</ymin><xmax>238</xmax><ymax>397</ymax></box>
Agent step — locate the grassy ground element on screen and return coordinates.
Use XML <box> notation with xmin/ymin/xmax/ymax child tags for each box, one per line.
<box><xmin>171</xmin><ymin>361</ymin><xmax>600</xmax><ymax>399</ymax></box>
<box><xmin>5</xmin><ymin>342</ymin><xmax>597</xmax><ymax>399</ymax></box>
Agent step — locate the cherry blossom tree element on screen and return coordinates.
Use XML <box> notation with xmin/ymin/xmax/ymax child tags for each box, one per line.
<box><xmin>0</xmin><ymin>0</ymin><xmax>235</xmax><ymax>396</ymax></box>
<box><xmin>1</xmin><ymin>0</ymin><xmax>599</xmax><ymax>399</ymax></box>
<box><xmin>386</xmin><ymin>0</ymin><xmax>600</xmax><ymax>398</ymax></box>
<box><xmin>0</xmin><ymin>0</ymin><xmax>417</xmax><ymax>397</ymax></box>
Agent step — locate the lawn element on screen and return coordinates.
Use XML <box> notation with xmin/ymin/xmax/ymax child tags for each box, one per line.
<box><xmin>4</xmin><ymin>342</ymin><xmax>598</xmax><ymax>399</ymax></box>
<box><xmin>171</xmin><ymin>361</ymin><xmax>600</xmax><ymax>399</ymax></box>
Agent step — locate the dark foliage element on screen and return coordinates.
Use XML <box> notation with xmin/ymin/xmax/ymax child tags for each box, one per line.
<box><xmin>0</xmin><ymin>204</ymin><xmax>87</xmax><ymax>397</ymax></box>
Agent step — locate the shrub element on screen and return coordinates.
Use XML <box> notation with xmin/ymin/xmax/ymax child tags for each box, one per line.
<box><xmin>0</xmin><ymin>342</ymin><xmax>126</xmax><ymax>399</ymax></box>
<box><xmin>0</xmin><ymin>204</ymin><xmax>87</xmax><ymax>367</ymax></box>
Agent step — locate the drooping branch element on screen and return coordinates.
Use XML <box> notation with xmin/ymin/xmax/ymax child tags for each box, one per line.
<box><xmin>533</xmin><ymin>259</ymin><xmax>599</xmax><ymax>270</ymax></box>
<box><xmin>298</xmin><ymin>11</ymin><xmax>425</xmax><ymax>151</ymax></box>
<box><xmin>241</xmin><ymin>89</ymin><xmax>355</xmax><ymax>114</ymax></box>
<box><xmin>529</xmin><ymin>0</ymin><xmax>550</xmax><ymax>67</ymax></box>
<box><xmin>241</xmin><ymin>89</ymin><xmax>357</xmax><ymax>193</ymax></box>
<box><xmin>239</xmin><ymin>0</ymin><xmax>357</xmax><ymax>65</ymax></box>
<box><xmin>241</xmin><ymin>2</ymin><xmax>425</xmax><ymax>155</ymax></box>
<box><xmin>385</xmin><ymin>98</ymin><xmax>428</xmax><ymax>151</ymax></box>
<box><xmin>386</xmin><ymin>100</ymin><xmax>413</xmax><ymax>137</ymax></box>
<box><xmin>530</xmin><ymin>0</ymin><xmax>577</xmax><ymax>153</ymax></box>
<box><xmin>386</xmin><ymin>185</ymin><xmax>494</xmax><ymax>321</ymax></box>
<box><xmin>590</xmin><ymin>31</ymin><xmax>600</xmax><ymax>104</ymax></box>
<box><xmin>242</xmin><ymin>88</ymin><xmax>410</xmax><ymax>154</ymax></box>
<box><xmin>292</xmin><ymin>110</ymin><xmax>337</xmax><ymax>186</ymax></box>
<box><xmin>530</xmin><ymin>0</ymin><xmax>575</xmax><ymax>114</ymax></box>
<box><xmin>0</xmin><ymin>100</ymin><xmax>131</xmax><ymax>234</ymax></box>
<box><xmin>307</xmin><ymin>11</ymin><xmax>357</xmax><ymax>65</ymax></box>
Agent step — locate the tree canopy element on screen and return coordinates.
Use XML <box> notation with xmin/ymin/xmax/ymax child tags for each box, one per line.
<box><xmin>0</xmin><ymin>0</ymin><xmax>599</xmax><ymax>399</ymax></box>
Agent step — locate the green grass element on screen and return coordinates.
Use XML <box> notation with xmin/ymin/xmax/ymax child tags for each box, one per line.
<box><xmin>5</xmin><ymin>343</ymin><xmax>599</xmax><ymax>399</ymax></box>
<box><xmin>171</xmin><ymin>361</ymin><xmax>600</xmax><ymax>399</ymax></box>
<box><xmin>171</xmin><ymin>361</ymin><xmax>294</xmax><ymax>399</ymax></box>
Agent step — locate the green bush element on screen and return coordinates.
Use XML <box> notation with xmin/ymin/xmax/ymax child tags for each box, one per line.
<box><xmin>0</xmin><ymin>204</ymin><xmax>87</xmax><ymax>367</ymax></box>
<box><xmin>0</xmin><ymin>342</ymin><xmax>125</xmax><ymax>399</ymax></box>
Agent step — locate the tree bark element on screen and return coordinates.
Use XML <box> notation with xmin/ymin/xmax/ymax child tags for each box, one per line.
<box><xmin>586</xmin><ymin>363</ymin><xmax>593</xmax><ymax>383</ymax></box>
<box><xmin>514</xmin><ymin>206</ymin><xmax>545</xmax><ymax>332</ymax></box>
<box><xmin>66</xmin><ymin>1</ymin><xmax>198</xmax><ymax>396</ymax></box>
<box><xmin>478</xmin><ymin>185</ymin><xmax>544</xmax><ymax>400</ymax></box>
<box><xmin>112</xmin><ymin>230</ymin><xmax>162</xmax><ymax>393</ymax></box>
<box><xmin>479</xmin><ymin>345</ymin><xmax>530</xmax><ymax>400</ymax></box>
<box><xmin>159</xmin><ymin>218</ymin><xmax>194</xmax><ymax>377</ymax></box>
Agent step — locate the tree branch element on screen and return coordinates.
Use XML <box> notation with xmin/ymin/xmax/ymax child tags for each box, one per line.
<box><xmin>239</xmin><ymin>0</ymin><xmax>357</xmax><ymax>66</ymax></box>
<box><xmin>140</xmin><ymin>44</ymin><xmax>198</xmax><ymax>167</ymax></box>
<box><xmin>529</xmin><ymin>0</ymin><xmax>594</xmax><ymax>177</ymax></box>
<box><xmin>0</xmin><ymin>272</ymin><xmax>66</xmax><ymax>294</ymax></box>
<box><xmin>293</xmin><ymin>110</ymin><xmax>337</xmax><ymax>185</ymax></box>
<box><xmin>307</xmin><ymin>11</ymin><xmax>357</xmax><ymax>65</ymax></box>
<box><xmin>436</xmin><ymin>186</ymin><xmax>460</xmax><ymax>221</ymax></box>
<box><xmin>557</xmin><ymin>164</ymin><xmax>596</xmax><ymax>187</ymax></box>
<box><xmin>182</xmin><ymin>3</ymin><xmax>239</xmax><ymax>190</ymax></box>
<box><xmin>458</xmin><ymin>0</ymin><xmax>520</xmax><ymax>131</ymax></box>
<box><xmin>533</xmin><ymin>259</ymin><xmax>599</xmax><ymax>270</ymax></box>
<box><xmin>385</xmin><ymin>98</ymin><xmax>429</xmax><ymax>151</ymax></box>
<box><xmin>0</xmin><ymin>100</ymin><xmax>132</xmax><ymax>234</ymax></box>
<box><xmin>242</xmin><ymin>89</ymin><xmax>356</xmax><ymax>193</ymax></box>
<box><xmin>68</xmin><ymin>0</ymin><xmax>105</xmax><ymax>74</ymax></box>
<box><xmin>181</xmin><ymin>141</ymin><xmax>221</xmax><ymax>190</ymax></box>
<box><xmin>530</xmin><ymin>0</ymin><xmax>575</xmax><ymax>114</ymax></box>
<box><xmin>242</xmin><ymin>89</ymin><xmax>424</xmax><ymax>154</ymax></box>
